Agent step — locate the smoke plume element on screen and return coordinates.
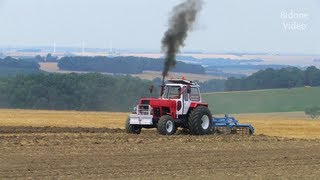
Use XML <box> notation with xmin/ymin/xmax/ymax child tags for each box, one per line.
<box><xmin>161</xmin><ymin>0</ymin><xmax>203</xmax><ymax>79</ymax></box>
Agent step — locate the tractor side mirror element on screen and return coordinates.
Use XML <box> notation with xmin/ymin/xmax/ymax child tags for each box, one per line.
<box><xmin>186</xmin><ymin>85</ymin><xmax>191</xmax><ymax>94</ymax></box>
<box><xmin>149</xmin><ymin>85</ymin><xmax>154</xmax><ymax>93</ymax></box>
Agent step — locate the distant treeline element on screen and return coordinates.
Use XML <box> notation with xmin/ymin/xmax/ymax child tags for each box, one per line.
<box><xmin>58</xmin><ymin>56</ymin><xmax>206</xmax><ymax>74</ymax></box>
<box><xmin>0</xmin><ymin>56</ymin><xmax>40</xmax><ymax>76</ymax></box>
<box><xmin>151</xmin><ymin>77</ymin><xmax>226</xmax><ymax>93</ymax></box>
<box><xmin>0</xmin><ymin>73</ymin><xmax>226</xmax><ymax>111</ymax></box>
<box><xmin>225</xmin><ymin>66</ymin><xmax>320</xmax><ymax>91</ymax></box>
<box><xmin>198</xmin><ymin>79</ymin><xmax>226</xmax><ymax>92</ymax></box>
<box><xmin>0</xmin><ymin>73</ymin><xmax>157</xmax><ymax>111</ymax></box>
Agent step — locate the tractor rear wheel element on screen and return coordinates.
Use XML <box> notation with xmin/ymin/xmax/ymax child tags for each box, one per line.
<box><xmin>125</xmin><ymin>117</ymin><xmax>142</xmax><ymax>134</ymax></box>
<box><xmin>188</xmin><ymin>106</ymin><xmax>212</xmax><ymax>135</ymax></box>
<box><xmin>157</xmin><ymin>115</ymin><xmax>177</xmax><ymax>135</ymax></box>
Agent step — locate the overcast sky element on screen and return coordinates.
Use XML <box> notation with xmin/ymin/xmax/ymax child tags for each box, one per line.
<box><xmin>0</xmin><ymin>0</ymin><xmax>319</xmax><ymax>54</ymax></box>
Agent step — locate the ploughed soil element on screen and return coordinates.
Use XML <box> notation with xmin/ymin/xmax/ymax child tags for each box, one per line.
<box><xmin>0</xmin><ymin>127</ymin><xmax>319</xmax><ymax>179</ymax></box>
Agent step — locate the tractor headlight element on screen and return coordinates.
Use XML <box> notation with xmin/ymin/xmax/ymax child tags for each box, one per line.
<box><xmin>132</xmin><ymin>107</ymin><xmax>137</xmax><ymax>114</ymax></box>
<box><xmin>177</xmin><ymin>101</ymin><xmax>182</xmax><ymax>111</ymax></box>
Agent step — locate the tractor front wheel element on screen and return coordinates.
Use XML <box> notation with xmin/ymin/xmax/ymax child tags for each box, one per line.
<box><xmin>157</xmin><ymin>115</ymin><xmax>177</xmax><ymax>135</ymax></box>
<box><xmin>188</xmin><ymin>106</ymin><xmax>212</xmax><ymax>135</ymax></box>
<box><xmin>125</xmin><ymin>117</ymin><xmax>142</xmax><ymax>134</ymax></box>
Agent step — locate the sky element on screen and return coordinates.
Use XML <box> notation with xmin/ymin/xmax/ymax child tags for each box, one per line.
<box><xmin>0</xmin><ymin>0</ymin><xmax>319</xmax><ymax>54</ymax></box>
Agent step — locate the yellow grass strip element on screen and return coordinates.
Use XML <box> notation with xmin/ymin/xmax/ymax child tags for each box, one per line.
<box><xmin>236</xmin><ymin>112</ymin><xmax>320</xmax><ymax>139</ymax></box>
<box><xmin>0</xmin><ymin>109</ymin><xmax>319</xmax><ymax>139</ymax></box>
<box><xmin>0</xmin><ymin>109</ymin><xmax>127</xmax><ymax>129</ymax></box>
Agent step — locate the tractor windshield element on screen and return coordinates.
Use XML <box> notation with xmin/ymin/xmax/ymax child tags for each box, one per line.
<box><xmin>162</xmin><ymin>86</ymin><xmax>181</xmax><ymax>99</ymax></box>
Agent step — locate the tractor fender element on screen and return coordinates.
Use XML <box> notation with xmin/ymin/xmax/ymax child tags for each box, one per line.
<box><xmin>187</xmin><ymin>102</ymin><xmax>209</xmax><ymax>117</ymax></box>
<box><xmin>189</xmin><ymin>102</ymin><xmax>208</xmax><ymax>108</ymax></box>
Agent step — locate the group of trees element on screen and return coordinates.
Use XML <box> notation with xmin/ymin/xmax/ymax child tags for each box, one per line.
<box><xmin>22</xmin><ymin>53</ymin><xmax>58</xmax><ymax>62</ymax></box>
<box><xmin>58</xmin><ymin>56</ymin><xmax>205</xmax><ymax>74</ymax></box>
<box><xmin>33</xmin><ymin>53</ymin><xmax>58</xmax><ymax>62</ymax></box>
<box><xmin>197</xmin><ymin>79</ymin><xmax>226</xmax><ymax>92</ymax></box>
<box><xmin>0</xmin><ymin>56</ymin><xmax>40</xmax><ymax>76</ymax></box>
<box><xmin>0</xmin><ymin>56</ymin><xmax>40</xmax><ymax>69</ymax></box>
<box><xmin>0</xmin><ymin>73</ymin><xmax>158</xmax><ymax>111</ymax></box>
<box><xmin>0</xmin><ymin>72</ymin><xmax>228</xmax><ymax>111</ymax></box>
<box><xmin>225</xmin><ymin>66</ymin><xmax>320</xmax><ymax>91</ymax></box>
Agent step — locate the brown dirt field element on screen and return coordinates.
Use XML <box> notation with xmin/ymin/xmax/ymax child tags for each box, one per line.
<box><xmin>0</xmin><ymin>128</ymin><xmax>320</xmax><ymax>179</ymax></box>
<box><xmin>39</xmin><ymin>62</ymin><xmax>59</xmax><ymax>72</ymax></box>
<box><xmin>1</xmin><ymin>109</ymin><xmax>320</xmax><ymax>179</ymax></box>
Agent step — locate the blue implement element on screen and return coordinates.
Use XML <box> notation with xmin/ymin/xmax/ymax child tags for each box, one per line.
<box><xmin>212</xmin><ymin>114</ymin><xmax>254</xmax><ymax>135</ymax></box>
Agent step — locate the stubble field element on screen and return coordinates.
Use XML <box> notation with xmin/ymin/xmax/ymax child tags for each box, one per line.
<box><xmin>0</xmin><ymin>109</ymin><xmax>320</xmax><ymax>179</ymax></box>
<box><xmin>1</xmin><ymin>109</ymin><xmax>319</xmax><ymax>139</ymax></box>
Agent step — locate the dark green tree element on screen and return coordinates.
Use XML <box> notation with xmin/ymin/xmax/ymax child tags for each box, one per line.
<box><xmin>305</xmin><ymin>106</ymin><xmax>320</xmax><ymax>119</ymax></box>
<box><xmin>304</xmin><ymin>66</ymin><xmax>320</xmax><ymax>86</ymax></box>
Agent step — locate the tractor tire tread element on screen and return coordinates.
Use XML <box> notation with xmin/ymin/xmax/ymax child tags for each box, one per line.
<box><xmin>125</xmin><ymin>117</ymin><xmax>142</xmax><ymax>134</ymax></box>
<box><xmin>188</xmin><ymin>106</ymin><xmax>212</xmax><ymax>135</ymax></box>
<box><xmin>157</xmin><ymin>115</ymin><xmax>176</xmax><ymax>135</ymax></box>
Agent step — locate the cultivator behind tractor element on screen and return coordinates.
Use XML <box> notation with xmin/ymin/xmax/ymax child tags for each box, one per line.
<box><xmin>213</xmin><ymin>114</ymin><xmax>254</xmax><ymax>135</ymax></box>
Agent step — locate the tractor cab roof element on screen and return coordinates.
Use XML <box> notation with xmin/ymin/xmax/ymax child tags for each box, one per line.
<box><xmin>167</xmin><ymin>78</ymin><xmax>196</xmax><ymax>85</ymax></box>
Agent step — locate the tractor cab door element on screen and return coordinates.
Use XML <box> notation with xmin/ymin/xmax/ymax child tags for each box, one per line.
<box><xmin>182</xmin><ymin>86</ymin><xmax>191</xmax><ymax>115</ymax></box>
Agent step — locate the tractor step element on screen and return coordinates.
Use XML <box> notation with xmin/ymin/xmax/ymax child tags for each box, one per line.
<box><xmin>212</xmin><ymin>114</ymin><xmax>254</xmax><ymax>135</ymax></box>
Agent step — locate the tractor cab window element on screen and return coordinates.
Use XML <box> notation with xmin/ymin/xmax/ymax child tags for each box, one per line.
<box><xmin>190</xmin><ymin>87</ymin><xmax>200</xmax><ymax>101</ymax></box>
<box><xmin>183</xmin><ymin>89</ymin><xmax>189</xmax><ymax>101</ymax></box>
<box><xmin>163</xmin><ymin>86</ymin><xmax>181</xmax><ymax>99</ymax></box>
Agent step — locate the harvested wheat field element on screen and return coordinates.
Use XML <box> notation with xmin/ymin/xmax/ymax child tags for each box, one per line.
<box><xmin>236</xmin><ymin>112</ymin><xmax>320</xmax><ymax>139</ymax></box>
<box><xmin>0</xmin><ymin>109</ymin><xmax>320</xmax><ymax>179</ymax></box>
<box><xmin>0</xmin><ymin>109</ymin><xmax>126</xmax><ymax>129</ymax></box>
<box><xmin>1</xmin><ymin>109</ymin><xmax>319</xmax><ymax>139</ymax></box>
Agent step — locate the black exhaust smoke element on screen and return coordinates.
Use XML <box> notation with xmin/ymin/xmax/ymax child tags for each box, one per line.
<box><xmin>160</xmin><ymin>0</ymin><xmax>202</xmax><ymax>96</ymax></box>
<box><xmin>161</xmin><ymin>0</ymin><xmax>203</xmax><ymax>82</ymax></box>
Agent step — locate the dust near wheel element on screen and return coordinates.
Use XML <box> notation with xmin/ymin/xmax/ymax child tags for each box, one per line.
<box><xmin>188</xmin><ymin>106</ymin><xmax>213</xmax><ymax>135</ymax></box>
<box><xmin>125</xmin><ymin>117</ymin><xmax>142</xmax><ymax>134</ymax></box>
<box><xmin>157</xmin><ymin>115</ymin><xmax>177</xmax><ymax>135</ymax></box>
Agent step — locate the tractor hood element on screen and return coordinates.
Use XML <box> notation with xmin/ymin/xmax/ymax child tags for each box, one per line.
<box><xmin>139</xmin><ymin>98</ymin><xmax>177</xmax><ymax>107</ymax></box>
<box><xmin>139</xmin><ymin>98</ymin><xmax>178</xmax><ymax>118</ymax></box>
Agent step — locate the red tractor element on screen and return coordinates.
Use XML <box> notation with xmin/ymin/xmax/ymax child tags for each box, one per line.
<box><xmin>125</xmin><ymin>78</ymin><xmax>212</xmax><ymax>135</ymax></box>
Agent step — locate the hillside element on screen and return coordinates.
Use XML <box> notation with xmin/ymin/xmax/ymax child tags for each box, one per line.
<box><xmin>203</xmin><ymin>87</ymin><xmax>320</xmax><ymax>114</ymax></box>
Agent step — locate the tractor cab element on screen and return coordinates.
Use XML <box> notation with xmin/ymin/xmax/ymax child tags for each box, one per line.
<box><xmin>161</xmin><ymin>79</ymin><xmax>203</xmax><ymax>115</ymax></box>
<box><xmin>162</xmin><ymin>79</ymin><xmax>201</xmax><ymax>100</ymax></box>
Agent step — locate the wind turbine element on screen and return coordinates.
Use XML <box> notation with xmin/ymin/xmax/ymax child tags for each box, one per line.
<box><xmin>53</xmin><ymin>42</ymin><xmax>56</xmax><ymax>53</ymax></box>
<box><xmin>82</xmin><ymin>40</ymin><xmax>85</xmax><ymax>55</ymax></box>
<box><xmin>109</xmin><ymin>40</ymin><xmax>113</xmax><ymax>55</ymax></box>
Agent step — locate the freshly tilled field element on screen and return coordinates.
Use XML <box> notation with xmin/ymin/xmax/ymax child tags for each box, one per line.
<box><xmin>0</xmin><ymin>127</ymin><xmax>320</xmax><ymax>179</ymax></box>
<box><xmin>1</xmin><ymin>109</ymin><xmax>320</xmax><ymax>179</ymax></box>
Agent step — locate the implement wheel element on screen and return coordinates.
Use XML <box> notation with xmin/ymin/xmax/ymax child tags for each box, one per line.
<box><xmin>188</xmin><ymin>106</ymin><xmax>212</xmax><ymax>135</ymax></box>
<box><xmin>125</xmin><ymin>117</ymin><xmax>142</xmax><ymax>134</ymax></box>
<box><xmin>157</xmin><ymin>115</ymin><xmax>177</xmax><ymax>135</ymax></box>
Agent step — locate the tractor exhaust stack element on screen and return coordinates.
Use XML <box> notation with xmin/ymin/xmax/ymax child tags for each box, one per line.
<box><xmin>160</xmin><ymin>75</ymin><xmax>165</xmax><ymax>97</ymax></box>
